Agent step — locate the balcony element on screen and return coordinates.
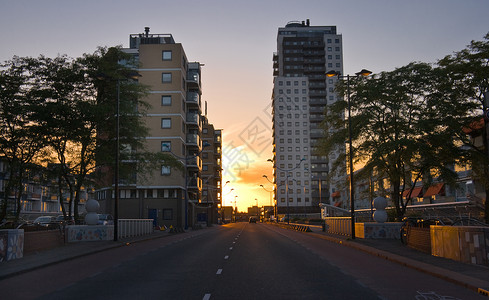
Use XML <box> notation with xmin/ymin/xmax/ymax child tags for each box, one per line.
<box><xmin>187</xmin><ymin>177</ymin><xmax>202</xmax><ymax>190</ymax></box>
<box><xmin>186</xmin><ymin>92</ymin><xmax>200</xmax><ymax>105</ymax></box>
<box><xmin>186</xmin><ymin>134</ymin><xmax>201</xmax><ymax>147</ymax></box>
<box><xmin>186</xmin><ymin>112</ymin><xmax>200</xmax><ymax>126</ymax></box>
<box><xmin>187</xmin><ymin>70</ymin><xmax>200</xmax><ymax>88</ymax></box>
<box><xmin>187</xmin><ymin>156</ymin><xmax>202</xmax><ymax>169</ymax></box>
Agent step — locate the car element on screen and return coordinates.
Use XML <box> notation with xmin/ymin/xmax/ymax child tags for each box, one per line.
<box><xmin>55</xmin><ymin>215</ymin><xmax>75</xmax><ymax>225</ymax></box>
<box><xmin>249</xmin><ymin>217</ymin><xmax>257</xmax><ymax>223</ymax></box>
<box><xmin>97</xmin><ymin>214</ymin><xmax>114</xmax><ymax>225</ymax></box>
<box><xmin>32</xmin><ymin>216</ymin><xmax>57</xmax><ymax>227</ymax></box>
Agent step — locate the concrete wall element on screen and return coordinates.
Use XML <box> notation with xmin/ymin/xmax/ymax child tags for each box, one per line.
<box><xmin>0</xmin><ymin>229</ymin><xmax>24</xmax><ymax>261</ymax></box>
<box><xmin>431</xmin><ymin>225</ymin><xmax>489</xmax><ymax>266</ymax></box>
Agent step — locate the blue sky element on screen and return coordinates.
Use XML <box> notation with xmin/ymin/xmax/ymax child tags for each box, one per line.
<box><xmin>1</xmin><ymin>0</ymin><xmax>488</xmax><ymax>210</ymax></box>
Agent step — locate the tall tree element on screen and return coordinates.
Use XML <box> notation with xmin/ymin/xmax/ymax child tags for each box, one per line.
<box><xmin>438</xmin><ymin>33</ymin><xmax>489</xmax><ymax>223</ymax></box>
<box><xmin>320</xmin><ymin>62</ymin><xmax>465</xmax><ymax>219</ymax></box>
<box><xmin>0</xmin><ymin>56</ymin><xmax>47</xmax><ymax>220</ymax></box>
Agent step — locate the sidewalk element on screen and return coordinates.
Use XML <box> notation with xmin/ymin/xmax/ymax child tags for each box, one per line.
<box><xmin>306</xmin><ymin>225</ymin><xmax>489</xmax><ymax>297</ymax></box>
<box><xmin>1</xmin><ymin>224</ymin><xmax>488</xmax><ymax>297</ymax></box>
<box><xmin>0</xmin><ymin>230</ymin><xmax>171</xmax><ymax>280</ymax></box>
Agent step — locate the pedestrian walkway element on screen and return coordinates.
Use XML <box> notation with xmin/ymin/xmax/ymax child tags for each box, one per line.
<box><xmin>0</xmin><ymin>230</ymin><xmax>171</xmax><ymax>280</ymax></box>
<box><xmin>1</xmin><ymin>223</ymin><xmax>488</xmax><ymax>297</ymax></box>
<box><xmin>306</xmin><ymin>224</ymin><xmax>489</xmax><ymax>297</ymax></box>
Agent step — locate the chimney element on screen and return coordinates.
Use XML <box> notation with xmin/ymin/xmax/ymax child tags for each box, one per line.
<box><xmin>144</xmin><ymin>27</ymin><xmax>150</xmax><ymax>37</ymax></box>
<box><xmin>306</xmin><ymin>19</ymin><xmax>310</xmax><ymax>26</ymax></box>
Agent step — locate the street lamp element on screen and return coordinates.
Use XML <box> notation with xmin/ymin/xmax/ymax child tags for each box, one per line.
<box><xmin>260</xmin><ymin>183</ymin><xmax>275</xmax><ymax>221</ymax></box>
<box><xmin>255</xmin><ymin>198</ymin><xmax>259</xmax><ymax>220</ymax></box>
<box><xmin>267</xmin><ymin>158</ymin><xmax>306</xmax><ymax>224</ymax></box>
<box><xmin>98</xmin><ymin>71</ymin><xmax>140</xmax><ymax>242</ymax></box>
<box><xmin>326</xmin><ymin>68</ymin><xmax>372</xmax><ymax>239</ymax></box>
<box><xmin>234</xmin><ymin>195</ymin><xmax>238</xmax><ymax>222</ymax></box>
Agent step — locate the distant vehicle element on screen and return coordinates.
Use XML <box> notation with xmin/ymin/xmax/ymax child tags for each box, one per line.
<box><xmin>97</xmin><ymin>214</ymin><xmax>114</xmax><ymax>225</ymax></box>
<box><xmin>33</xmin><ymin>216</ymin><xmax>57</xmax><ymax>227</ymax></box>
<box><xmin>249</xmin><ymin>217</ymin><xmax>257</xmax><ymax>223</ymax></box>
<box><xmin>55</xmin><ymin>215</ymin><xmax>75</xmax><ymax>225</ymax></box>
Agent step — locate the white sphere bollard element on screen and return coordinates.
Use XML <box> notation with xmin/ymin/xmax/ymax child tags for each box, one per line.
<box><xmin>373</xmin><ymin>196</ymin><xmax>388</xmax><ymax>223</ymax></box>
<box><xmin>84</xmin><ymin>199</ymin><xmax>100</xmax><ymax>225</ymax></box>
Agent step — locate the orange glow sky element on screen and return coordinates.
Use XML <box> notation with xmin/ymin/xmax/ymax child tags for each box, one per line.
<box><xmin>1</xmin><ymin>0</ymin><xmax>489</xmax><ymax>211</ymax></box>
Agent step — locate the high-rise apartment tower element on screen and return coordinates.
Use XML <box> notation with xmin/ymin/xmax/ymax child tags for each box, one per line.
<box><xmin>272</xmin><ymin>20</ymin><xmax>345</xmax><ymax>216</ymax></box>
<box><xmin>97</xmin><ymin>28</ymin><xmax>221</xmax><ymax>229</ymax></box>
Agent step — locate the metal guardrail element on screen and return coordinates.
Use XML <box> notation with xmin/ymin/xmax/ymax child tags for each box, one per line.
<box><xmin>324</xmin><ymin>217</ymin><xmax>352</xmax><ymax>236</ymax></box>
<box><xmin>118</xmin><ymin>219</ymin><xmax>153</xmax><ymax>239</ymax></box>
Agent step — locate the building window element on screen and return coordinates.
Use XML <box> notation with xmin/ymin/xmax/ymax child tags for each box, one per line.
<box><xmin>203</xmin><ymin>165</ymin><xmax>208</xmax><ymax>171</ymax></box>
<box><xmin>161</xmin><ymin>165</ymin><xmax>171</xmax><ymax>175</ymax></box>
<box><xmin>162</xmin><ymin>95</ymin><xmax>172</xmax><ymax>106</ymax></box>
<box><xmin>162</xmin><ymin>50</ymin><xmax>172</xmax><ymax>61</ymax></box>
<box><xmin>161</xmin><ymin>118</ymin><xmax>171</xmax><ymax>128</ymax></box>
<box><xmin>162</xmin><ymin>73</ymin><xmax>172</xmax><ymax>83</ymax></box>
<box><xmin>161</xmin><ymin>141</ymin><xmax>171</xmax><ymax>152</ymax></box>
<box><xmin>162</xmin><ymin>209</ymin><xmax>173</xmax><ymax>220</ymax></box>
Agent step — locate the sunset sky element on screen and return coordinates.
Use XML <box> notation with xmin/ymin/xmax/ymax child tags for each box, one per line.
<box><xmin>1</xmin><ymin>0</ymin><xmax>488</xmax><ymax>211</ymax></box>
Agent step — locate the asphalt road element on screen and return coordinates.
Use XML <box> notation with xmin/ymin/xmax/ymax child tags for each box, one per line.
<box><xmin>2</xmin><ymin>223</ymin><xmax>485</xmax><ymax>299</ymax></box>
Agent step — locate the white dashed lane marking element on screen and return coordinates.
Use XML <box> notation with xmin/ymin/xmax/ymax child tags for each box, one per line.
<box><xmin>216</xmin><ymin>269</ymin><xmax>223</xmax><ymax>275</ymax></box>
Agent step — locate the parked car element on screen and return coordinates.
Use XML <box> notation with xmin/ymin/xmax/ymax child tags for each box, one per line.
<box><xmin>249</xmin><ymin>217</ymin><xmax>257</xmax><ymax>223</ymax></box>
<box><xmin>97</xmin><ymin>214</ymin><xmax>114</xmax><ymax>225</ymax></box>
<box><xmin>32</xmin><ymin>216</ymin><xmax>57</xmax><ymax>228</ymax></box>
<box><xmin>55</xmin><ymin>215</ymin><xmax>75</xmax><ymax>225</ymax></box>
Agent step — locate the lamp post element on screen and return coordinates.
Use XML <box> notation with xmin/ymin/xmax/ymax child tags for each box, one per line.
<box><xmin>255</xmin><ymin>198</ymin><xmax>259</xmax><ymax>220</ymax></box>
<box><xmin>326</xmin><ymin>69</ymin><xmax>372</xmax><ymax>239</ymax></box>
<box><xmin>98</xmin><ymin>71</ymin><xmax>141</xmax><ymax>242</ymax></box>
<box><xmin>114</xmin><ymin>80</ymin><xmax>120</xmax><ymax>241</ymax></box>
<box><xmin>261</xmin><ymin>177</ymin><xmax>276</xmax><ymax>221</ymax></box>
<box><xmin>260</xmin><ymin>184</ymin><xmax>273</xmax><ymax>206</ymax></box>
<box><xmin>267</xmin><ymin>158</ymin><xmax>306</xmax><ymax>224</ymax></box>
<box><xmin>234</xmin><ymin>195</ymin><xmax>238</xmax><ymax>222</ymax></box>
<box><xmin>263</xmin><ymin>175</ymin><xmax>276</xmax><ymax>220</ymax></box>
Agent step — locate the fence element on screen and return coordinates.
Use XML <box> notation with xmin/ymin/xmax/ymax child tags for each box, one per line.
<box><xmin>324</xmin><ymin>217</ymin><xmax>352</xmax><ymax>236</ymax></box>
<box><xmin>118</xmin><ymin>219</ymin><xmax>153</xmax><ymax>239</ymax></box>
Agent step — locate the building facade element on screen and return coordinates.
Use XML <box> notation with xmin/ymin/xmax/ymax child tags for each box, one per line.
<box><xmin>96</xmin><ymin>28</ymin><xmax>220</xmax><ymax>229</ymax></box>
<box><xmin>201</xmin><ymin>112</ymin><xmax>222</xmax><ymax>225</ymax></box>
<box><xmin>271</xmin><ymin>20</ymin><xmax>344</xmax><ymax>216</ymax></box>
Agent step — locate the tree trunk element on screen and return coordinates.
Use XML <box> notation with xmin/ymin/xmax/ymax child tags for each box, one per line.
<box><xmin>58</xmin><ymin>175</ymin><xmax>66</xmax><ymax>217</ymax></box>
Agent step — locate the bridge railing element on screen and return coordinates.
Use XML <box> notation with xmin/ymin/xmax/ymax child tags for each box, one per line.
<box><xmin>324</xmin><ymin>217</ymin><xmax>352</xmax><ymax>236</ymax></box>
<box><xmin>118</xmin><ymin>219</ymin><xmax>153</xmax><ymax>239</ymax></box>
